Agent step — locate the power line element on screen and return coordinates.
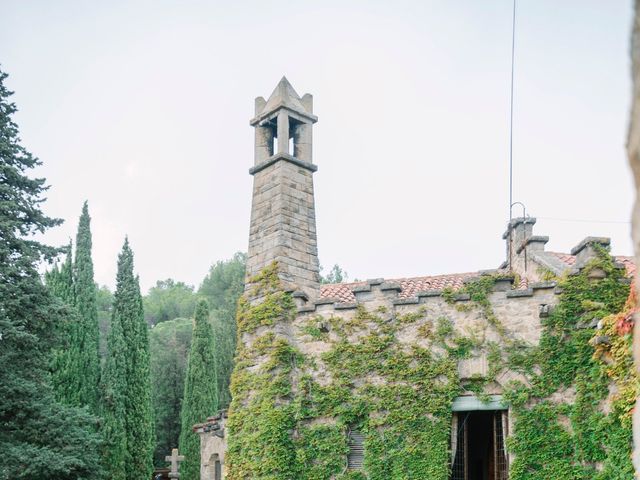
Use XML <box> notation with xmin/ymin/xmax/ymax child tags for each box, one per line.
<box><xmin>537</xmin><ymin>216</ymin><xmax>630</xmax><ymax>225</ymax></box>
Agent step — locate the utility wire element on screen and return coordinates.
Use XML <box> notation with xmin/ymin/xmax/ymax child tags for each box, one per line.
<box><xmin>537</xmin><ymin>216</ymin><xmax>630</xmax><ymax>225</ymax></box>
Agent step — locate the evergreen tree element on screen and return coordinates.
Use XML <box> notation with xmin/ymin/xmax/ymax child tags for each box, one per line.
<box><xmin>108</xmin><ymin>239</ymin><xmax>154</xmax><ymax>479</ymax></box>
<box><xmin>101</xmin><ymin>298</ymin><xmax>128</xmax><ymax>480</ymax></box>
<box><xmin>198</xmin><ymin>252</ymin><xmax>245</xmax><ymax>408</ymax></box>
<box><xmin>45</xmin><ymin>242</ymin><xmax>74</xmax><ymax>304</ymax></box>
<box><xmin>0</xmin><ymin>67</ymin><xmax>103</xmax><ymax>478</ymax></box>
<box><xmin>74</xmin><ymin>202</ymin><xmax>101</xmax><ymax>412</ymax></box>
<box><xmin>178</xmin><ymin>300</ymin><xmax>218</xmax><ymax>480</ymax></box>
<box><xmin>150</xmin><ymin>318</ymin><xmax>193</xmax><ymax>466</ymax></box>
<box><xmin>45</xmin><ymin>244</ymin><xmax>81</xmax><ymax>405</ymax></box>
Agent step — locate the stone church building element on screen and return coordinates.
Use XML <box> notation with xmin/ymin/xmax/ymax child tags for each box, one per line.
<box><xmin>194</xmin><ymin>78</ymin><xmax>634</xmax><ymax>480</ymax></box>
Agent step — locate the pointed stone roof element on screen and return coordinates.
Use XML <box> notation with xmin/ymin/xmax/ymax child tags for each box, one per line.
<box><xmin>251</xmin><ymin>76</ymin><xmax>317</xmax><ymax>125</ymax></box>
<box><xmin>262</xmin><ymin>77</ymin><xmax>307</xmax><ymax>114</ymax></box>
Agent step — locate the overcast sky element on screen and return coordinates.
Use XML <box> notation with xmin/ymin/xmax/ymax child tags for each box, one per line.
<box><xmin>1</xmin><ymin>1</ymin><xmax>634</xmax><ymax>292</ymax></box>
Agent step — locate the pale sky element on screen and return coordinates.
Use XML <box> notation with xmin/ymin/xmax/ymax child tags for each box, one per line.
<box><xmin>1</xmin><ymin>0</ymin><xmax>635</xmax><ymax>292</ymax></box>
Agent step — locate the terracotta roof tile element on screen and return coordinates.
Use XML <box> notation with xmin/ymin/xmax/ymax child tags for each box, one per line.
<box><xmin>320</xmin><ymin>272</ymin><xmax>497</xmax><ymax>304</ymax></box>
<box><xmin>319</xmin><ymin>253</ymin><xmax>636</xmax><ymax>305</ymax></box>
<box><xmin>548</xmin><ymin>252</ymin><xmax>635</xmax><ymax>277</ymax></box>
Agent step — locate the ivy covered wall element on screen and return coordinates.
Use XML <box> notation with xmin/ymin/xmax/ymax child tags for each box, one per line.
<box><xmin>225</xmin><ymin>252</ymin><xmax>636</xmax><ymax>479</ymax></box>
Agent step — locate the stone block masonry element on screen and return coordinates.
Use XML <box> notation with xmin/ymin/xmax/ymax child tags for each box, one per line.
<box><xmin>246</xmin><ymin>77</ymin><xmax>320</xmax><ymax>295</ymax></box>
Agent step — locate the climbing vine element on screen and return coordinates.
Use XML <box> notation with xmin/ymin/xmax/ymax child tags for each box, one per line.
<box><xmin>504</xmin><ymin>249</ymin><xmax>634</xmax><ymax>480</ymax></box>
<box><xmin>226</xmin><ymin>254</ymin><xmax>635</xmax><ymax>479</ymax></box>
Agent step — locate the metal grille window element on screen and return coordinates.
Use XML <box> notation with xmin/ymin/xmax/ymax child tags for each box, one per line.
<box><xmin>347</xmin><ymin>429</ymin><xmax>365</xmax><ymax>470</ymax></box>
<box><xmin>450</xmin><ymin>410</ymin><xmax>509</xmax><ymax>480</ymax></box>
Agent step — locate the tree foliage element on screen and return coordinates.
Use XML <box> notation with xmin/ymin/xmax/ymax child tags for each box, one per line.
<box><xmin>0</xmin><ymin>67</ymin><xmax>103</xmax><ymax>479</ymax></box>
<box><xmin>96</xmin><ymin>285</ymin><xmax>113</xmax><ymax>361</ymax></box>
<box><xmin>150</xmin><ymin>318</ymin><xmax>193</xmax><ymax>466</ymax></box>
<box><xmin>73</xmin><ymin>202</ymin><xmax>101</xmax><ymax>412</ymax></box>
<box><xmin>198</xmin><ymin>252</ymin><xmax>246</xmax><ymax>408</ymax></box>
<box><xmin>102</xmin><ymin>239</ymin><xmax>154</xmax><ymax>479</ymax></box>
<box><xmin>144</xmin><ymin>279</ymin><xmax>197</xmax><ymax>326</ymax></box>
<box><xmin>320</xmin><ymin>264</ymin><xmax>348</xmax><ymax>284</ymax></box>
<box><xmin>45</xmin><ymin>245</ymin><xmax>81</xmax><ymax>405</ymax></box>
<box><xmin>101</xmin><ymin>299</ymin><xmax>128</xmax><ymax>480</ymax></box>
<box><xmin>179</xmin><ymin>300</ymin><xmax>218</xmax><ymax>480</ymax></box>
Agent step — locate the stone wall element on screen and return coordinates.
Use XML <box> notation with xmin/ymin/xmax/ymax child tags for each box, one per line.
<box><xmin>291</xmin><ymin>276</ymin><xmax>556</xmax><ymax>395</ymax></box>
<box><xmin>194</xmin><ymin>413</ymin><xmax>227</xmax><ymax>479</ymax></box>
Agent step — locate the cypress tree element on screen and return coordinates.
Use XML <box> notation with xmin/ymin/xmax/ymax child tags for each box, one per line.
<box><xmin>45</xmin><ymin>243</ymin><xmax>81</xmax><ymax>405</ymax></box>
<box><xmin>0</xmin><ymin>66</ymin><xmax>103</xmax><ymax>479</ymax></box>
<box><xmin>46</xmin><ymin>242</ymin><xmax>74</xmax><ymax>304</ymax></box>
<box><xmin>179</xmin><ymin>299</ymin><xmax>219</xmax><ymax>480</ymax></box>
<box><xmin>101</xmin><ymin>297</ymin><xmax>128</xmax><ymax>480</ymax></box>
<box><xmin>198</xmin><ymin>252</ymin><xmax>245</xmax><ymax>408</ymax></box>
<box><xmin>74</xmin><ymin>201</ymin><xmax>101</xmax><ymax>412</ymax></box>
<box><xmin>109</xmin><ymin>238</ymin><xmax>155</xmax><ymax>479</ymax></box>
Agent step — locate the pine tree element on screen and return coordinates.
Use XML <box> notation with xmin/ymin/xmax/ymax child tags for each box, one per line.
<box><xmin>0</xmin><ymin>66</ymin><xmax>103</xmax><ymax>478</ymax></box>
<box><xmin>108</xmin><ymin>239</ymin><xmax>154</xmax><ymax>479</ymax></box>
<box><xmin>179</xmin><ymin>299</ymin><xmax>219</xmax><ymax>480</ymax></box>
<box><xmin>74</xmin><ymin>201</ymin><xmax>101</xmax><ymax>412</ymax></box>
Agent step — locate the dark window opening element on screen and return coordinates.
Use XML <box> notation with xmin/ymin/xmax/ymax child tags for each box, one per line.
<box><xmin>451</xmin><ymin>410</ymin><xmax>508</xmax><ymax>480</ymax></box>
<box><xmin>214</xmin><ymin>460</ymin><xmax>221</xmax><ymax>480</ymax></box>
<box><xmin>347</xmin><ymin>429</ymin><xmax>365</xmax><ymax>470</ymax></box>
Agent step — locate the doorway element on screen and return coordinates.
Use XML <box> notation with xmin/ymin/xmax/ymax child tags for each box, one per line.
<box><xmin>450</xmin><ymin>410</ymin><xmax>508</xmax><ymax>480</ymax></box>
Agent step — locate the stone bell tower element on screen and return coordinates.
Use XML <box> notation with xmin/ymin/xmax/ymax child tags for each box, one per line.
<box><xmin>246</xmin><ymin>77</ymin><xmax>320</xmax><ymax>294</ymax></box>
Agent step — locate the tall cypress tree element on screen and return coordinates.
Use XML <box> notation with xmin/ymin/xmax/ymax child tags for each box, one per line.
<box><xmin>74</xmin><ymin>201</ymin><xmax>100</xmax><ymax>412</ymax></box>
<box><xmin>101</xmin><ymin>295</ymin><xmax>128</xmax><ymax>480</ymax></box>
<box><xmin>179</xmin><ymin>299</ymin><xmax>219</xmax><ymax>480</ymax></box>
<box><xmin>45</xmin><ymin>243</ymin><xmax>81</xmax><ymax>405</ymax></box>
<box><xmin>0</xmin><ymin>66</ymin><xmax>103</xmax><ymax>479</ymax></box>
<box><xmin>198</xmin><ymin>252</ymin><xmax>246</xmax><ymax>408</ymax></box>
<box><xmin>108</xmin><ymin>238</ymin><xmax>154</xmax><ymax>479</ymax></box>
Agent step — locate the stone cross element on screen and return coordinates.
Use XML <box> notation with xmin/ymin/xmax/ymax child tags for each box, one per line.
<box><xmin>165</xmin><ymin>448</ymin><xmax>184</xmax><ymax>479</ymax></box>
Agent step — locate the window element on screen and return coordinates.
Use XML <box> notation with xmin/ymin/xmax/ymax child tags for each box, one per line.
<box><xmin>451</xmin><ymin>410</ymin><xmax>508</xmax><ymax>480</ymax></box>
<box><xmin>347</xmin><ymin>429</ymin><xmax>365</xmax><ymax>470</ymax></box>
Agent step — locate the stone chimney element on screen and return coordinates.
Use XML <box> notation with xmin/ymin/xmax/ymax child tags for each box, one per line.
<box><xmin>245</xmin><ymin>77</ymin><xmax>320</xmax><ymax>294</ymax></box>
<box><xmin>503</xmin><ymin>217</ymin><xmax>539</xmax><ymax>272</ymax></box>
<box><xmin>571</xmin><ymin>237</ymin><xmax>611</xmax><ymax>269</ymax></box>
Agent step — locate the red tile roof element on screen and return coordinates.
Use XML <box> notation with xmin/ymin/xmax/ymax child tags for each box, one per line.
<box><xmin>320</xmin><ymin>272</ymin><xmax>492</xmax><ymax>303</ymax></box>
<box><xmin>319</xmin><ymin>253</ymin><xmax>635</xmax><ymax>304</ymax></box>
<box><xmin>548</xmin><ymin>252</ymin><xmax>636</xmax><ymax>277</ymax></box>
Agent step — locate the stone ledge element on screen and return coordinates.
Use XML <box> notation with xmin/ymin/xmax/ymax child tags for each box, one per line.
<box><xmin>393</xmin><ymin>298</ymin><xmax>420</xmax><ymax>306</ymax></box>
<box><xmin>506</xmin><ymin>288</ymin><xmax>534</xmax><ymax>298</ymax></box>
<box><xmin>351</xmin><ymin>285</ymin><xmax>371</xmax><ymax>293</ymax></box>
<box><xmin>380</xmin><ymin>282</ymin><xmax>402</xmax><ymax>292</ymax></box>
<box><xmin>292</xmin><ymin>291</ymin><xmax>309</xmax><ymax>301</ymax></box>
<box><xmin>570</xmin><ymin>236</ymin><xmax>611</xmax><ymax>255</ymax></box>
<box><xmin>416</xmin><ymin>289</ymin><xmax>443</xmax><ymax>297</ymax></box>
<box><xmin>335</xmin><ymin>302</ymin><xmax>358</xmax><ymax>310</ymax></box>
<box><xmin>530</xmin><ymin>281</ymin><xmax>557</xmax><ymax>290</ymax></box>
<box><xmin>516</xmin><ymin>235</ymin><xmax>549</xmax><ymax>254</ymax></box>
<box><xmin>315</xmin><ymin>297</ymin><xmax>338</xmax><ymax>306</ymax></box>
<box><xmin>249</xmin><ymin>153</ymin><xmax>318</xmax><ymax>175</ymax></box>
<box><xmin>297</xmin><ymin>306</ymin><xmax>317</xmax><ymax>313</ymax></box>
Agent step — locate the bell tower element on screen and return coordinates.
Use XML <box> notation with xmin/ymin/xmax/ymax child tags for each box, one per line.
<box><xmin>246</xmin><ymin>77</ymin><xmax>320</xmax><ymax>294</ymax></box>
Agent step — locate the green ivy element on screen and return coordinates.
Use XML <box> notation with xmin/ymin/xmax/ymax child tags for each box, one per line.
<box><xmin>227</xmin><ymin>254</ymin><xmax>635</xmax><ymax>479</ymax></box>
<box><xmin>505</xmin><ymin>249</ymin><xmax>634</xmax><ymax>480</ymax></box>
